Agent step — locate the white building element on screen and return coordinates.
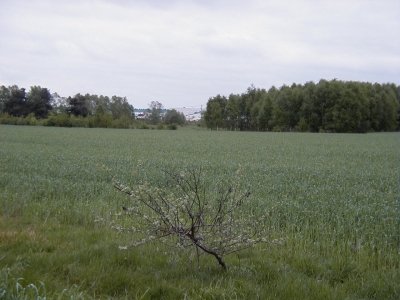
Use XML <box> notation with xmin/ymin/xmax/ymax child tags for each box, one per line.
<box><xmin>173</xmin><ymin>107</ymin><xmax>203</xmax><ymax>122</ymax></box>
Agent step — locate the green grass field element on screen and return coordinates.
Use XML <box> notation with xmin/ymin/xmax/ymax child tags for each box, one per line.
<box><xmin>0</xmin><ymin>125</ymin><xmax>399</xmax><ymax>299</ymax></box>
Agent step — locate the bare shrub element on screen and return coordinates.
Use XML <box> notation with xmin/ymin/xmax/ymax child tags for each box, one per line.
<box><xmin>113</xmin><ymin>166</ymin><xmax>267</xmax><ymax>270</ymax></box>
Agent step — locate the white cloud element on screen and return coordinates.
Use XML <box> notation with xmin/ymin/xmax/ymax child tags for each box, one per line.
<box><xmin>0</xmin><ymin>0</ymin><xmax>399</xmax><ymax>107</ymax></box>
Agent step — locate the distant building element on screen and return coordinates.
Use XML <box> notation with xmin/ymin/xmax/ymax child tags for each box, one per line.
<box><xmin>133</xmin><ymin>108</ymin><xmax>149</xmax><ymax>119</ymax></box>
<box><xmin>133</xmin><ymin>108</ymin><xmax>168</xmax><ymax>120</ymax></box>
<box><xmin>173</xmin><ymin>107</ymin><xmax>203</xmax><ymax>122</ymax></box>
<box><xmin>134</xmin><ymin>107</ymin><xmax>202</xmax><ymax>121</ymax></box>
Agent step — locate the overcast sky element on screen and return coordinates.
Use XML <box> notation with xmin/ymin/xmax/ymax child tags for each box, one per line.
<box><xmin>0</xmin><ymin>0</ymin><xmax>399</xmax><ymax>108</ymax></box>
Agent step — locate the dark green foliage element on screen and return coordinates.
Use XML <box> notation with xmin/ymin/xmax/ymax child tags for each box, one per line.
<box><xmin>3</xmin><ymin>85</ymin><xmax>28</xmax><ymax>117</ymax></box>
<box><xmin>164</xmin><ymin>109</ymin><xmax>186</xmax><ymax>125</ymax></box>
<box><xmin>204</xmin><ymin>80</ymin><xmax>399</xmax><ymax>132</ymax></box>
<box><xmin>110</xmin><ymin>115</ymin><xmax>134</xmax><ymax>128</ymax></box>
<box><xmin>148</xmin><ymin>101</ymin><xmax>163</xmax><ymax>124</ymax></box>
<box><xmin>67</xmin><ymin>94</ymin><xmax>89</xmax><ymax>117</ymax></box>
<box><xmin>0</xmin><ymin>85</ymin><xmax>10</xmax><ymax>113</ymax></box>
<box><xmin>0</xmin><ymin>113</ymin><xmax>42</xmax><ymax>126</ymax></box>
<box><xmin>26</xmin><ymin>86</ymin><xmax>52</xmax><ymax>118</ymax></box>
<box><xmin>110</xmin><ymin>96</ymin><xmax>134</xmax><ymax>119</ymax></box>
<box><xmin>167</xmin><ymin>124</ymin><xmax>177</xmax><ymax>130</ymax></box>
<box><xmin>0</xmin><ymin>84</ymin><xmax>139</xmax><ymax>129</ymax></box>
<box><xmin>91</xmin><ymin>105</ymin><xmax>113</xmax><ymax>128</ymax></box>
<box><xmin>203</xmin><ymin>94</ymin><xmax>227</xmax><ymax>130</ymax></box>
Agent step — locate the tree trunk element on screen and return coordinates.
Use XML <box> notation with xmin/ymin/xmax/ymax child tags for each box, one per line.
<box><xmin>193</xmin><ymin>241</ymin><xmax>227</xmax><ymax>270</ymax></box>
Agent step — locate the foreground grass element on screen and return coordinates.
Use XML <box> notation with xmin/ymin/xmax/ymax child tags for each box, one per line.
<box><xmin>0</xmin><ymin>125</ymin><xmax>399</xmax><ymax>299</ymax></box>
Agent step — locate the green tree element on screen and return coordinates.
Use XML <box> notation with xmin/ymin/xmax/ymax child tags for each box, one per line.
<box><xmin>97</xmin><ymin>95</ymin><xmax>111</xmax><ymax>115</ymax></box>
<box><xmin>26</xmin><ymin>86</ymin><xmax>52</xmax><ymax>118</ymax></box>
<box><xmin>272</xmin><ymin>85</ymin><xmax>302</xmax><ymax>131</ymax></box>
<box><xmin>380</xmin><ymin>84</ymin><xmax>399</xmax><ymax>131</ymax></box>
<box><xmin>239</xmin><ymin>86</ymin><xmax>258</xmax><ymax>130</ymax></box>
<box><xmin>50</xmin><ymin>92</ymin><xmax>69</xmax><ymax>114</ymax></box>
<box><xmin>225</xmin><ymin>94</ymin><xmax>240</xmax><ymax>130</ymax></box>
<box><xmin>111</xmin><ymin>96</ymin><xmax>133</xmax><ymax>119</ymax></box>
<box><xmin>299</xmin><ymin>81</ymin><xmax>318</xmax><ymax>131</ymax></box>
<box><xmin>257</xmin><ymin>94</ymin><xmax>273</xmax><ymax>131</ymax></box>
<box><xmin>0</xmin><ymin>85</ymin><xmax>10</xmax><ymax>113</ymax></box>
<box><xmin>204</xmin><ymin>80</ymin><xmax>400</xmax><ymax>133</ymax></box>
<box><xmin>164</xmin><ymin>109</ymin><xmax>186</xmax><ymax>125</ymax></box>
<box><xmin>331</xmin><ymin>84</ymin><xmax>362</xmax><ymax>132</ymax></box>
<box><xmin>204</xmin><ymin>95</ymin><xmax>227</xmax><ymax>130</ymax></box>
<box><xmin>367</xmin><ymin>83</ymin><xmax>398</xmax><ymax>131</ymax></box>
<box><xmin>93</xmin><ymin>105</ymin><xmax>112</xmax><ymax>128</ymax></box>
<box><xmin>68</xmin><ymin>94</ymin><xmax>89</xmax><ymax>117</ymax></box>
<box><xmin>314</xmin><ymin>80</ymin><xmax>342</xmax><ymax>131</ymax></box>
<box><xmin>148</xmin><ymin>101</ymin><xmax>163</xmax><ymax>124</ymax></box>
<box><xmin>4</xmin><ymin>85</ymin><xmax>27</xmax><ymax>117</ymax></box>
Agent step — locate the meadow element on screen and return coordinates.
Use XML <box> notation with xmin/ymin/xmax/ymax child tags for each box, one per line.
<box><xmin>0</xmin><ymin>125</ymin><xmax>399</xmax><ymax>299</ymax></box>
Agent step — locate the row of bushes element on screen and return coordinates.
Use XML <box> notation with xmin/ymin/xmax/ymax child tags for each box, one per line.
<box><xmin>0</xmin><ymin>113</ymin><xmax>178</xmax><ymax>130</ymax></box>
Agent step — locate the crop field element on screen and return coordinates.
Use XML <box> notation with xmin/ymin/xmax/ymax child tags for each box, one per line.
<box><xmin>0</xmin><ymin>125</ymin><xmax>399</xmax><ymax>299</ymax></box>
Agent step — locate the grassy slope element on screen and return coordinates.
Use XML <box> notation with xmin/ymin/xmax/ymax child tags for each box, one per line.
<box><xmin>0</xmin><ymin>125</ymin><xmax>399</xmax><ymax>299</ymax></box>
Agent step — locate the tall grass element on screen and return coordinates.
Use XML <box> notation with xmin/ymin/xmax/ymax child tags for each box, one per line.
<box><xmin>0</xmin><ymin>125</ymin><xmax>399</xmax><ymax>299</ymax></box>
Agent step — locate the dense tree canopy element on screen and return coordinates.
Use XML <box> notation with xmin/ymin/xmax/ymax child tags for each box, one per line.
<box><xmin>0</xmin><ymin>85</ymin><xmax>134</xmax><ymax>120</ymax></box>
<box><xmin>0</xmin><ymin>85</ymin><xmax>53</xmax><ymax>118</ymax></box>
<box><xmin>3</xmin><ymin>86</ymin><xmax>27</xmax><ymax>117</ymax></box>
<box><xmin>27</xmin><ymin>86</ymin><xmax>52</xmax><ymax>118</ymax></box>
<box><xmin>204</xmin><ymin>80</ymin><xmax>399</xmax><ymax>132</ymax></box>
<box><xmin>0</xmin><ymin>84</ymin><xmax>187</xmax><ymax>129</ymax></box>
<box><xmin>164</xmin><ymin>109</ymin><xmax>186</xmax><ymax>125</ymax></box>
<box><xmin>1</xmin><ymin>80</ymin><xmax>398</xmax><ymax>132</ymax></box>
<box><xmin>148</xmin><ymin>101</ymin><xmax>163</xmax><ymax>124</ymax></box>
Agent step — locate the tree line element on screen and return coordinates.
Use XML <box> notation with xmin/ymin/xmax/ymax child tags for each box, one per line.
<box><xmin>0</xmin><ymin>85</ymin><xmax>185</xmax><ymax>129</ymax></box>
<box><xmin>204</xmin><ymin>80</ymin><xmax>400</xmax><ymax>133</ymax></box>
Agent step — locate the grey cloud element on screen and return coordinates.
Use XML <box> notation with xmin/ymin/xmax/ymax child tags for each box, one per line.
<box><xmin>0</xmin><ymin>0</ymin><xmax>399</xmax><ymax>108</ymax></box>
